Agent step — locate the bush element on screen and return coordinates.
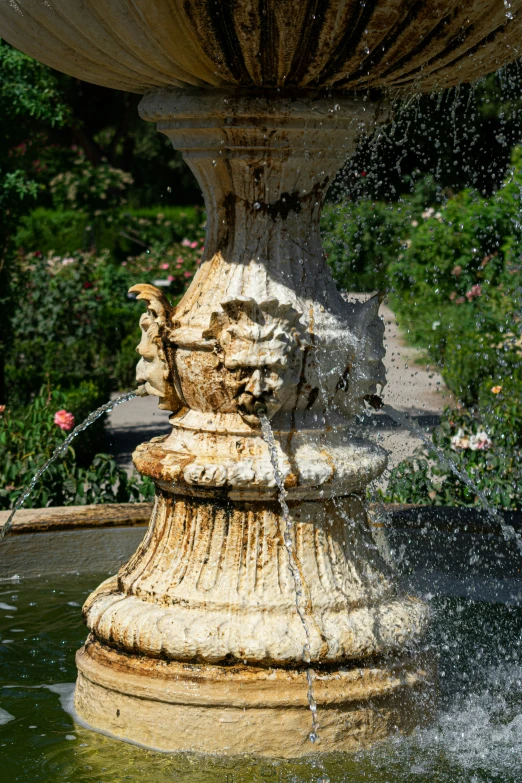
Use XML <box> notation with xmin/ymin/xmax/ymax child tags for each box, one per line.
<box><xmin>13</xmin><ymin>205</ymin><xmax>205</xmax><ymax>259</ymax></box>
<box><xmin>49</xmin><ymin>150</ymin><xmax>133</xmax><ymax>217</ymax></box>
<box><xmin>5</xmin><ymin>229</ymin><xmax>206</xmax><ymax>406</ymax></box>
<box><xmin>322</xmin><ymin>200</ymin><xmax>406</xmax><ymax>291</ymax></box>
<box><xmin>387</xmin><ymin>147</ymin><xmax>522</xmax><ymax>408</ymax></box>
<box><xmin>0</xmin><ymin>386</ymin><xmax>154</xmax><ymax>511</ymax></box>
<box><xmin>385</xmin><ymin>406</ymin><xmax>522</xmax><ymax>510</ymax></box>
<box><xmin>5</xmin><ymin>249</ymin><xmax>138</xmax><ymax>406</ymax></box>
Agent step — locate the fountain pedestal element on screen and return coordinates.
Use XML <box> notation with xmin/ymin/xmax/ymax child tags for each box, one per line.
<box><xmin>3</xmin><ymin>0</ymin><xmax>522</xmax><ymax>758</ymax></box>
<box><xmin>75</xmin><ymin>90</ymin><xmax>433</xmax><ymax>755</ymax></box>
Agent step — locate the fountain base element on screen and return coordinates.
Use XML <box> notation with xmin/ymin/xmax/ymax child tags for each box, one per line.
<box><xmin>75</xmin><ymin>638</ymin><xmax>436</xmax><ymax>757</ymax></box>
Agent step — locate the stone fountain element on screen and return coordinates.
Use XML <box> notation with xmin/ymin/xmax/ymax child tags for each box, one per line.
<box><xmin>2</xmin><ymin>0</ymin><xmax>521</xmax><ymax>758</ymax></box>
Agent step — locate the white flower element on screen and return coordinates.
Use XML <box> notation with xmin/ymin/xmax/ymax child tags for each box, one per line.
<box><xmin>451</xmin><ymin>428</ymin><xmax>470</xmax><ymax>450</ymax></box>
<box><xmin>432</xmin><ymin>321</ymin><xmax>441</xmax><ymax>330</ymax></box>
<box><xmin>422</xmin><ymin>207</ymin><xmax>435</xmax><ymax>219</ymax></box>
<box><xmin>469</xmin><ymin>430</ymin><xmax>492</xmax><ymax>451</ymax></box>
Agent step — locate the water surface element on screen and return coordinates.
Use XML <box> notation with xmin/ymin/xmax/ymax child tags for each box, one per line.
<box><xmin>1</xmin><ymin>574</ymin><xmax>522</xmax><ymax>782</ymax></box>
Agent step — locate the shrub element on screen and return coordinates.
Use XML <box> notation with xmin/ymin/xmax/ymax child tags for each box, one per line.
<box><xmin>322</xmin><ymin>200</ymin><xmax>407</xmax><ymax>292</ymax></box>
<box><xmin>0</xmin><ymin>387</ymin><xmax>154</xmax><ymax>511</ymax></box>
<box><xmin>49</xmin><ymin>149</ymin><xmax>134</xmax><ymax>218</ymax></box>
<box><xmin>385</xmin><ymin>406</ymin><xmax>522</xmax><ymax>510</ymax></box>
<box><xmin>6</xmin><ymin>231</ymin><xmax>206</xmax><ymax>405</ymax></box>
<box><xmin>13</xmin><ymin>205</ymin><xmax>205</xmax><ymax>259</ymax></box>
<box><xmin>5</xmin><ymin>249</ymin><xmax>138</xmax><ymax>406</ymax></box>
<box><xmin>388</xmin><ymin>147</ymin><xmax>522</xmax><ymax>407</ymax></box>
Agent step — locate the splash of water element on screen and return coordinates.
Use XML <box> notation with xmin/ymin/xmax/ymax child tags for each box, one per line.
<box><xmin>381</xmin><ymin>403</ymin><xmax>522</xmax><ymax>556</ymax></box>
<box><xmin>0</xmin><ymin>391</ymin><xmax>137</xmax><ymax>541</ymax></box>
<box><xmin>258</xmin><ymin>413</ymin><xmax>319</xmax><ymax>743</ymax></box>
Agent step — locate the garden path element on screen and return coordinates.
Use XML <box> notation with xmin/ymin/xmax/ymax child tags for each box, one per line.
<box><xmin>107</xmin><ymin>297</ymin><xmax>453</xmax><ymax>473</ymax></box>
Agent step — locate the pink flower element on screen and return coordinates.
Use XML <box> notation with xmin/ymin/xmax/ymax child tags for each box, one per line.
<box><xmin>61</xmin><ymin>257</ymin><xmax>74</xmax><ymax>266</ymax></box>
<box><xmin>466</xmin><ymin>284</ymin><xmax>482</xmax><ymax>301</ymax></box>
<box><xmin>190</xmin><ymin>240</ymin><xmax>198</xmax><ymax>249</ymax></box>
<box><xmin>168</xmin><ymin>275</ymin><xmax>174</xmax><ymax>282</ymax></box>
<box><xmin>176</xmin><ymin>256</ymin><xmax>184</xmax><ymax>264</ymax></box>
<box><xmin>0</xmin><ymin>405</ymin><xmax>5</xmax><ymax>416</ymax></box>
<box><xmin>160</xmin><ymin>262</ymin><xmax>169</xmax><ymax>270</ymax></box>
<box><xmin>181</xmin><ymin>238</ymin><xmax>191</xmax><ymax>247</ymax></box>
<box><xmin>455</xmin><ymin>296</ymin><xmax>465</xmax><ymax>305</ymax></box>
<box><xmin>54</xmin><ymin>410</ymin><xmax>75</xmax><ymax>431</ymax></box>
<box><xmin>184</xmin><ymin>271</ymin><xmax>193</xmax><ymax>278</ymax></box>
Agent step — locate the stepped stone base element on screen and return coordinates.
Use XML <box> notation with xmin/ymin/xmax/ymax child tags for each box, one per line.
<box><xmin>75</xmin><ymin>638</ymin><xmax>436</xmax><ymax>758</ymax></box>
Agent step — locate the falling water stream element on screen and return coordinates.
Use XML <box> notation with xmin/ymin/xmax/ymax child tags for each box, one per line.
<box><xmin>0</xmin><ymin>391</ymin><xmax>137</xmax><ymax>541</ymax></box>
<box><xmin>258</xmin><ymin>413</ymin><xmax>320</xmax><ymax>744</ymax></box>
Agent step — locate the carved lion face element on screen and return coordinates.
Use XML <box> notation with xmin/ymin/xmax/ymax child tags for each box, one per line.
<box><xmin>210</xmin><ymin>297</ymin><xmax>309</xmax><ymax>423</ymax></box>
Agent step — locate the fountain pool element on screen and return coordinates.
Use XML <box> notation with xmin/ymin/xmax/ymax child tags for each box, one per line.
<box><xmin>1</xmin><ymin>570</ymin><xmax>522</xmax><ymax>782</ymax></box>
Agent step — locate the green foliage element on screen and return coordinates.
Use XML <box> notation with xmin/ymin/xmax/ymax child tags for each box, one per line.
<box><xmin>6</xmin><ymin>250</ymin><xmax>137</xmax><ymax>406</ymax></box>
<box><xmin>0</xmin><ymin>387</ymin><xmax>154</xmax><ymax>511</ymax></box>
<box><xmin>49</xmin><ymin>150</ymin><xmax>134</xmax><ymax>218</ymax></box>
<box><xmin>322</xmin><ymin>200</ymin><xmax>407</xmax><ymax>291</ymax></box>
<box><xmin>13</xmin><ymin>205</ymin><xmax>205</xmax><ymax>258</ymax></box>
<box><xmin>5</xmin><ymin>229</ymin><xmax>204</xmax><ymax>405</ymax></box>
<box><xmin>387</xmin><ymin>146</ymin><xmax>522</xmax><ymax>407</ymax></box>
<box><xmin>0</xmin><ymin>41</ymin><xmax>69</xmax><ymax>253</ymax></box>
<box><xmin>385</xmin><ymin>406</ymin><xmax>522</xmax><ymax>510</ymax></box>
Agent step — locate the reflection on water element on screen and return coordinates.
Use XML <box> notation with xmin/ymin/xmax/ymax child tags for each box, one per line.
<box><xmin>1</xmin><ymin>574</ymin><xmax>522</xmax><ymax>782</ymax></box>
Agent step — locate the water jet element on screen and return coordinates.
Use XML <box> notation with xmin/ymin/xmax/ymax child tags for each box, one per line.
<box><xmin>1</xmin><ymin>0</ymin><xmax>522</xmax><ymax>759</ymax></box>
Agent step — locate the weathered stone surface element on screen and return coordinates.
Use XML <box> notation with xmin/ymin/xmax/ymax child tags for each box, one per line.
<box><xmin>75</xmin><ymin>637</ymin><xmax>436</xmax><ymax>757</ymax></box>
<box><xmin>84</xmin><ymin>492</ymin><xmax>428</xmax><ymax>664</ymax></box>
<box><xmin>0</xmin><ymin>0</ymin><xmax>521</xmax><ymax>93</ymax></box>
<box><xmin>0</xmin><ymin>503</ymin><xmax>152</xmax><ymax>534</ymax></box>
<box><xmin>68</xmin><ymin>89</ymin><xmax>433</xmax><ymax>752</ymax></box>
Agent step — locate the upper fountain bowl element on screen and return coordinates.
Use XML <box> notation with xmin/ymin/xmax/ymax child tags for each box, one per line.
<box><xmin>1</xmin><ymin>0</ymin><xmax>521</xmax><ymax>95</ymax></box>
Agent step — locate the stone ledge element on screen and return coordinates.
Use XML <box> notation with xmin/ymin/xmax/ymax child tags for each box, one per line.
<box><xmin>0</xmin><ymin>503</ymin><xmax>153</xmax><ymax>535</ymax></box>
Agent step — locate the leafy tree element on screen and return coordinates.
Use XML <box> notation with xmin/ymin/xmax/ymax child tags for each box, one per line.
<box><xmin>0</xmin><ymin>40</ymin><xmax>70</xmax><ymax>402</ymax></box>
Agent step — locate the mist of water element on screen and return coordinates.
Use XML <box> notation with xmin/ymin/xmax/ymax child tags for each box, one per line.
<box><xmin>0</xmin><ymin>391</ymin><xmax>137</xmax><ymax>541</ymax></box>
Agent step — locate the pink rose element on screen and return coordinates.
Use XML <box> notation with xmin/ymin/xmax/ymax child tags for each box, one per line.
<box><xmin>54</xmin><ymin>410</ymin><xmax>75</xmax><ymax>431</ymax></box>
<box><xmin>184</xmin><ymin>271</ymin><xmax>193</xmax><ymax>278</ymax></box>
<box><xmin>160</xmin><ymin>262</ymin><xmax>169</xmax><ymax>270</ymax></box>
<box><xmin>190</xmin><ymin>240</ymin><xmax>198</xmax><ymax>249</ymax></box>
<box><xmin>466</xmin><ymin>284</ymin><xmax>482</xmax><ymax>301</ymax></box>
